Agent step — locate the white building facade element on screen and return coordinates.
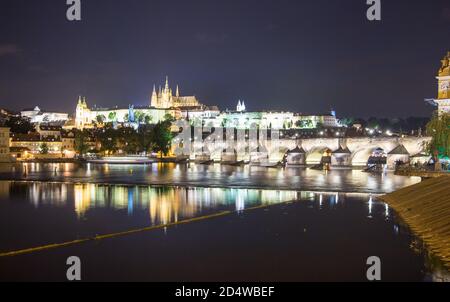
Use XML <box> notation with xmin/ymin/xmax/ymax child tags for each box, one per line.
<box><xmin>21</xmin><ymin>106</ymin><xmax>69</xmax><ymax>124</ymax></box>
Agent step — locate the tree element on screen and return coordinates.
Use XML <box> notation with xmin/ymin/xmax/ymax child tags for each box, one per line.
<box><xmin>3</xmin><ymin>116</ymin><xmax>35</xmax><ymax>134</ymax></box>
<box><xmin>39</xmin><ymin>143</ymin><xmax>49</xmax><ymax>154</ymax></box>
<box><xmin>151</xmin><ymin>121</ymin><xmax>173</xmax><ymax>158</ymax></box>
<box><xmin>221</xmin><ymin>117</ymin><xmax>229</xmax><ymax>128</ymax></box>
<box><xmin>74</xmin><ymin>130</ymin><xmax>90</xmax><ymax>156</ymax></box>
<box><xmin>340</xmin><ymin>118</ymin><xmax>355</xmax><ymax>127</ymax></box>
<box><xmin>136</xmin><ymin>126</ymin><xmax>155</xmax><ymax>153</ymax></box>
<box><xmin>295</xmin><ymin>120</ymin><xmax>313</xmax><ymax>129</ymax></box>
<box><xmin>108</xmin><ymin>112</ymin><xmax>117</xmax><ymax>122</ymax></box>
<box><xmin>134</xmin><ymin>111</ymin><xmax>146</xmax><ymax>123</ymax></box>
<box><xmin>144</xmin><ymin>114</ymin><xmax>153</xmax><ymax>125</ymax></box>
<box><xmin>164</xmin><ymin>113</ymin><xmax>175</xmax><ymax>122</ymax></box>
<box><xmin>425</xmin><ymin>112</ymin><xmax>450</xmax><ymax>170</ymax></box>
<box><xmin>96</xmin><ymin>115</ymin><xmax>106</xmax><ymax>124</ymax></box>
<box><xmin>118</xmin><ymin>127</ymin><xmax>140</xmax><ymax>154</ymax></box>
<box><xmin>98</xmin><ymin>126</ymin><xmax>119</xmax><ymax>155</ymax></box>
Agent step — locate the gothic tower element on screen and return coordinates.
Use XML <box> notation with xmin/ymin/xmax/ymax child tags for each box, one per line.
<box><xmin>151</xmin><ymin>85</ymin><xmax>158</xmax><ymax>107</ymax></box>
<box><xmin>435</xmin><ymin>51</ymin><xmax>450</xmax><ymax>116</ymax></box>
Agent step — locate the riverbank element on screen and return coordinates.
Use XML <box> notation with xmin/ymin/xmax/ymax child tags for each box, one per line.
<box><xmin>395</xmin><ymin>169</ymin><xmax>450</xmax><ymax>178</ymax></box>
<box><xmin>379</xmin><ymin>176</ymin><xmax>450</xmax><ymax>269</ymax></box>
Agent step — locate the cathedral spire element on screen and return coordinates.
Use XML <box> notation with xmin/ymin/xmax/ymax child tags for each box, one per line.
<box><xmin>176</xmin><ymin>85</ymin><xmax>180</xmax><ymax>97</ymax></box>
<box><xmin>165</xmin><ymin>76</ymin><xmax>169</xmax><ymax>91</ymax></box>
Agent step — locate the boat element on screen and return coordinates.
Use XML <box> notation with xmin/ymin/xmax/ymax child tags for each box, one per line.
<box><xmin>175</xmin><ymin>158</ymin><xmax>190</xmax><ymax>164</ymax></box>
<box><xmin>256</xmin><ymin>161</ymin><xmax>283</xmax><ymax>168</ymax></box>
<box><xmin>221</xmin><ymin>160</ymin><xmax>245</xmax><ymax>166</ymax></box>
<box><xmin>86</xmin><ymin>156</ymin><xmax>155</xmax><ymax>164</ymax></box>
<box><xmin>196</xmin><ymin>159</ymin><xmax>214</xmax><ymax>165</ymax></box>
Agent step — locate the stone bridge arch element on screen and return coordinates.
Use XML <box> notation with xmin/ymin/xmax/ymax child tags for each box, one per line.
<box><xmin>305</xmin><ymin>147</ymin><xmax>331</xmax><ymax>165</ymax></box>
<box><xmin>351</xmin><ymin>146</ymin><xmax>386</xmax><ymax>166</ymax></box>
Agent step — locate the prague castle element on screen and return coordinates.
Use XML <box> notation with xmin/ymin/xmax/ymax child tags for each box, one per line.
<box><xmin>74</xmin><ymin>76</ymin><xmax>340</xmax><ymax>130</ymax></box>
<box><xmin>75</xmin><ymin>77</ymin><xmax>216</xmax><ymax>129</ymax></box>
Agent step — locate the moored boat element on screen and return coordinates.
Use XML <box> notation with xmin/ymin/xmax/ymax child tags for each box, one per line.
<box><xmin>86</xmin><ymin>156</ymin><xmax>155</xmax><ymax>164</ymax></box>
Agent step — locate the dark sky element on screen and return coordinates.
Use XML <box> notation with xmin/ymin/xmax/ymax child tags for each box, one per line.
<box><xmin>0</xmin><ymin>0</ymin><xmax>449</xmax><ymax>118</ymax></box>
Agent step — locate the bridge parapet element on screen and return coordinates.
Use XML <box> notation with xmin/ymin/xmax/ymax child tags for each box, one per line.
<box><xmin>181</xmin><ymin>134</ymin><xmax>431</xmax><ymax>166</ymax></box>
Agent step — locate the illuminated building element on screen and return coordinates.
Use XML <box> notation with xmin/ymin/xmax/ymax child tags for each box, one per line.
<box><xmin>0</xmin><ymin>127</ymin><xmax>11</xmax><ymax>162</ymax></box>
<box><xmin>73</xmin><ymin>76</ymin><xmax>340</xmax><ymax>130</ymax></box>
<box><xmin>21</xmin><ymin>106</ymin><xmax>69</xmax><ymax>124</ymax></box>
<box><xmin>74</xmin><ymin>77</ymin><xmax>219</xmax><ymax>129</ymax></box>
<box><xmin>75</xmin><ymin>96</ymin><xmax>180</xmax><ymax>129</ymax></box>
<box><xmin>427</xmin><ymin>51</ymin><xmax>450</xmax><ymax>116</ymax></box>
<box><xmin>10</xmin><ymin>133</ymin><xmax>63</xmax><ymax>159</ymax></box>
<box><xmin>151</xmin><ymin>76</ymin><xmax>201</xmax><ymax>109</ymax></box>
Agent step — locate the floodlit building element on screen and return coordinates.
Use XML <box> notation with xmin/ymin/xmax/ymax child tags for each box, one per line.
<box><xmin>36</xmin><ymin>125</ymin><xmax>62</xmax><ymax>139</ymax></box>
<box><xmin>73</xmin><ymin>76</ymin><xmax>342</xmax><ymax>131</ymax></box>
<box><xmin>21</xmin><ymin>106</ymin><xmax>69</xmax><ymax>124</ymax></box>
<box><xmin>75</xmin><ymin>97</ymin><xmax>179</xmax><ymax>129</ymax></box>
<box><xmin>427</xmin><ymin>51</ymin><xmax>450</xmax><ymax>116</ymax></box>
<box><xmin>151</xmin><ymin>77</ymin><xmax>201</xmax><ymax>109</ymax></box>
<box><xmin>9</xmin><ymin>133</ymin><xmax>71</xmax><ymax>159</ymax></box>
<box><xmin>0</xmin><ymin>127</ymin><xmax>11</xmax><ymax>162</ymax></box>
<box><xmin>74</xmin><ymin>77</ymin><xmax>216</xmax><ymax>129</ymax></box>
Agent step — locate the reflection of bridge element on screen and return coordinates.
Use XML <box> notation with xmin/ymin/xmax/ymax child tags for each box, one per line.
<box><xmin>187</xmin><ymin>136</ymin><xmax>431</xmax><ymax>168</ymax></box>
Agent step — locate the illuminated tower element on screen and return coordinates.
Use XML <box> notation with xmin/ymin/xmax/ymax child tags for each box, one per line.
<box><xmin>75</xmin><ymin>96</ymin><xmax>91</xmax><ymax>129</ymax></box>
<box><xmin>435</xmin><ymin>51</ymin><xmax>450</xmax><ymax>116</ymax></box>
<box><xmin>151</xmin><ymin>85</ymin><xmax>158</xmax><ymax>107</ymax></box>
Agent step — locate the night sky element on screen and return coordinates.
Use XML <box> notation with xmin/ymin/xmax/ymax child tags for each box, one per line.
<box><xmin>0</xmin><ymin>0</ymin><xmax>449</xmax><ymax>118</ymax></box>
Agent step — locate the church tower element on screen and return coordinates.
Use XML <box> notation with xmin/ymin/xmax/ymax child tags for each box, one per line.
<box><xmin>435</xmin><ymin>51</ymin><xmax>450</xmax><ymax>116</ymax></box>
<box><xmin>151</xmin><ymin>85</ymin><xmax>158</xmax><ymax>107</ymax></box>
<box><xmin>75</xmin><ymin>96</ymin><xmax>91</xmax><ymax>129</ymax></box>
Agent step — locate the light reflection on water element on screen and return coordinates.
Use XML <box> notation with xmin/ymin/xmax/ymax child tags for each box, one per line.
<box><xmin>0</xmin><ymin>180</ymin><xmax>391</xmax><ymax>225</ymax></box>
<box><xmin>0</xmin><ymin>162</ymin><xmax>422</xmax><ymax>194</ymax></box>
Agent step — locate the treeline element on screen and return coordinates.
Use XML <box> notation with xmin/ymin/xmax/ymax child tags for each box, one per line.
<box><xmin>0</xmin><ymin>116</ymin><xmax>35</xmax><ymax>134</ymax></box>
<box><xmin>340</xmin><ymin>116</ymin><xmax>430</xmax><ymax>133</ymax></box>
<box><xmin>75</xmin><ymin>121</ymin><xmax>174</xmax><ymax>157</ymax></box>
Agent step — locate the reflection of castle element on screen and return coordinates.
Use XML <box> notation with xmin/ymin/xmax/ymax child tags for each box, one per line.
<box><xmin>151</xmin><ymin>77</ymin><xmax>200</xmax><ymax>109</ymax></box>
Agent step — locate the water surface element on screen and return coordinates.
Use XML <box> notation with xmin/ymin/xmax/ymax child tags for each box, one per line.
<box><xmin>0</xmin><ymin>180</ymin><xmax>447</xmax><ymax>281</ymax></box>
<box><xmin>0</xmin><ymin>162</ymin><xmax>421</xmax><ymax>193</ymax></box>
